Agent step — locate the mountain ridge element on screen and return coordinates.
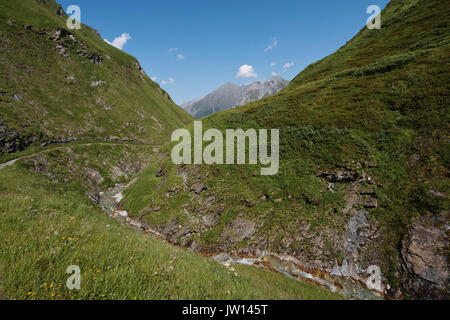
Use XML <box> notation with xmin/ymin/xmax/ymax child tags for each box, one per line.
<box><xmin>181</xmin><ymin>76</ymin><xmax>289</xmax><ymax>118</ymax></box>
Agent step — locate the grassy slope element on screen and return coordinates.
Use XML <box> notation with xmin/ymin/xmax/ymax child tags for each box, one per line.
<box><xmin>0</xmin><ymin>0</ymin><xmax>341</xmax><ymax>300</ymax></box>
<box><xmin>0</xmin><ymin>0</ymin><xmax>192</xmax><ymax>151</ymax></box>
<box><xmin>0</xmin><ymin>145</ymin><xmax>341</xmax><ymax>300</ymax></box>
<box><xmin>122</xmin><ymin>0</ymin><xmax>450</xmax><ymax>291</ymax></box>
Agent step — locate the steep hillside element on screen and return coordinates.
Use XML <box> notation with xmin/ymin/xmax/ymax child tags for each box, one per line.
<box><xmin>182</xmin><ymin>76</ymin><xmax>289</xmax><ymax>119</ymax></box>
<box><xmin>0</xmin><ymin>144</ymin><xmax>342</xmax><ymax>300</ymax></box>
<box><xmin>0</xmin><ymin>0</ymin><xmax>192</xmax><ymax>155</ymax></box>
<box><xmin>0</xmin><ymin>0</ymin><xmax>343</xmax><ymax>301</ymax></box>
<box><xmin>122</xmin><ymin>0</ymin><xmax>449</xmax><ymax>299</ymax></box>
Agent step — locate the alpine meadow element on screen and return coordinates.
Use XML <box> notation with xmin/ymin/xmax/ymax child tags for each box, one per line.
<box><xmin>0</xmin><ymin>0</ymin><xmax>449</xmax><ymax>304</ymax></box>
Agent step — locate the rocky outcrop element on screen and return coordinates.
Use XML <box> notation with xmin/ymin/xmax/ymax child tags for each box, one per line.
<box><xmin>401</xmin><ymin>212</ymin><xmax>449</xmax><ymax>299</ymax></box>
<box><xmin>222</xmin><ymin>218</ymin><xmax>256</xmax><ymax>243</ymax></box>
<box><xmin>0</xmin><ymin>121</ymin><xmax>36</xmax><ymax>155</ymax></box>
<box><xmin>190</xmin><ymin>183</ymin><xmax>207</xmax><ymax>194</ymax></box>
<box><xmin>50</xmin><ymin>28</ymin><xmax>73</xmax><ymax>41</ymax></box>
<box><xmin>45</xmin><ymin>27</ymin><xmax>104</xmax><ymax>64</ymax></box>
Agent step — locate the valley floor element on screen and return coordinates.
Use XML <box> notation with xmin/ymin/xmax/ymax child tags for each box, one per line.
<box><xmin>0</xmin><ymin>144</ymin><xmax>343</xmax><ymax>300</ymax></box>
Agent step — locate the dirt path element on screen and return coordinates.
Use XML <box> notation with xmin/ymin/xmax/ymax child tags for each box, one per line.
<box><xmin>0</xmin><ymin>141</ymin><xmax>155</xmax><ymax>171</ymax></box>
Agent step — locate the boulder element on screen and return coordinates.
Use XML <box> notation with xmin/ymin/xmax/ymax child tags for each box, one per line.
<box><xmin>191</xmin><ymin>183</ymin><xmax>207</xmax><ymax>194</ymax></box>
<box><xmin>401</xmin><ymin>213</ymin><xmax>449</xmax><ymax>299</ymax></box>
<box><xmin>155</xmin><ymin>167</ymin><xmax>164</xmax><ymax>177</ymax></box>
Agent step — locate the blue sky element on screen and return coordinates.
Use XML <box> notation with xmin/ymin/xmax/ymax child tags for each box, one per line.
<box><xmin>58</xmin><ymin>0</ymin><xmax>389</xmax><ymax>104</ymax></box>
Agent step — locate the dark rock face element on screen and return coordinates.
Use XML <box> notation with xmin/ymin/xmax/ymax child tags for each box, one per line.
<box><xmin>87</xmin><ymin>193</ymin><xmax>100</xmax><ymax>205</ymax></box>
<box><xmin>345</xmin><ymin>210</ymin><xmax>379</xmax><ymax>261</ymax></box>
<box><xmin>50</xmin><ymin>28</ymin><xmax>72</xmax><ymax>41</ymax></box>
<box><xmin>318</xmin><ymin>170</ymin><xmax>359</xmax><ymax>182</ymax></box>
<box><xmin>47</xmin><ymin>28</ymin><xmax>103</xmax><ymax>64</ymax></box>
<box><xmin>401</xmin><ymin>213</ymin><xmax>449</xmax><ymax>299</ymax></box>
<box><xmin>77</xmin><ymin>48</ymin><xmax>103</xmax><ymax>64</ymax></box>
<box><xmin>0</xmin><ymin>122</ymin><xmax>36</xmax><ymax>155</ymax></box>
<box><xmin>56</xmin><ymin>6</ymin><xmax>65</xmax><ymax>16</ymax></box>
<box><xmin>155</xmin><ymin>167</ymin><xmax>164</xmax><ymax>177</ymax></box>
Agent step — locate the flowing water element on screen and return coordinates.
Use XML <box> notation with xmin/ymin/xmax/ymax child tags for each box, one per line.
<box><xmin>99</xmin><ymin>182</ymin><xmax>384</xmax><ymax>300</ymax></box>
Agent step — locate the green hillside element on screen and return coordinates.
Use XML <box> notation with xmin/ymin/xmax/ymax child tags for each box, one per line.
<box><xmin>122</xmin><ymin>0</ymin><xmax>450</xmax><ymax>299</ymax></box>
<box><xmin>0</xmin><ymin>0</ymin><xmax>343</xmax><ymax>300</ymax></box>
<box><xmin>0</xmin><ymin>0</ymin><xmax>192</xmax><ymax>155</ymax></box>
<box><xmin>0</xmin><ymin>144</ymin><xmax>341</xmax><ymax>300</ymax></box>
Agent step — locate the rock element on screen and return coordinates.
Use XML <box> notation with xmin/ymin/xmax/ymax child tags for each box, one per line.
<box><xmin>202</xmin><ymin>214</ymin><xmax>219</xmax><ymax>228</ymax></box>
<box><xmin>112</xmin><ymin>192</ymin><xmax>124</xmax><ymax>203</ymax></box>
<box><xmin>401</xmin><ymin>213</ymin><xmax>449</xmax><ymax>299</ymax></box>
<box><xmin>331</xmin><ymin>259</ymin><xmax>352</xmax><ymax>277</ymax></box>
<box><xmin>318</xmin><ymin>170</ymin><xmax>358</xmax><ymax>182</ymax></box>
<box><xmin>0</xmin><ymin>121</ymin><xmax>37</xmax><ymax>155</ymax></box>
<box><xmin>357</xmin><ymin>195</ymin><xmax>378</xmax><ymax>208</ymax></box>
<box><xmin>90</xmin><ymin>80</ymin><xmax>106</xmax><ymax>87</ymax></box>
<box><xmin>56</xmin><ymin>7</ymin><xmax>66</xmax><ymax>16</ymax></box>
<box><xmin>31</xmin><ymin>155</ymin><xmax>49</xmax><ymax>175</ymax></box>
<box><xmin>116</xmin><ymin>211</ymin><xmax>128</xmax><ymax>217</ymax></box>
<box><xmin>55</xmin><ymin>43</ymin><xmax>69</xmax><ymax>57</ymax></box>
<box><xmin>87</xmin><ymin>193</ymin><xmax>100</xmax><ymax>205</ymax></box>
<box><xmin>429</xmin><ymin>190</ymin><xmax>444</xmax><ymax>197</ymax></box>
<box><xmin>161</xmin><ymin>220</ymin><xmax>179</xmax><ymax>236</ymax></box>
<box><xmin>228</xmin><ymin>218</ymin><xmax>256</xmax><ymax>242</ymax></box>
<box><xmin>191</xmin><ymin>183</ymin><xmax>207</xmax><ymax>194</ymax></box>
<box><xmin>83</xmin><ymin>168</ymin><xmax>104</xmax><ymax>185</ymax></box>
<box><xmin>77</xmin><ymin>48</ymin><xmax>103</xmax><ymax>64</ymax></box>
<box><xmin>155</xmin><ymin>167</ymin><xmax>164</xmax><ymax>177</ymax></box>
<box><xmin>345</xmin><ymin>210</ymin><xmax>378</xmax><ymax>259</ymax></box>
<box><xmin>357</xmin><ymin>185</ymin><xmax>376</xmax><ymax>195</ymax></box>
<box><xmin>50</xmin><ymin>28</ymin><xmax>72</xmax><ymax>41</ymax></box>
<box><xmin>66</xmin><ymin>76</ymin><xmax>78</xmax><ymax>85</ymax></box>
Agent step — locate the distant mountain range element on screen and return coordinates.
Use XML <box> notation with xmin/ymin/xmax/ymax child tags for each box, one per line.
<box><xmin>181</xmin><ymin>76</ymin><xmax>289</xmax><ymax>118</ymax></box>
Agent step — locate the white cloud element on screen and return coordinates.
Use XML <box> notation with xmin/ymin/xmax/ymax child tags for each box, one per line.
<box><xmin>282</xmin><ymin>62</ymin><xmax>294</xmax><ymax>73</ymax></box>
<box><xmin>236</xmin><ymin>64</ymin><xmax>258</xmax><ymax>79</ymax></box>
<box><xmin>161</xmin><ymin>78</ymin><xmax>175</xmax><ymax>86</ymax></box>
<box><xmin>271</xmin><ymin>71</ymin><xmax>278</xmax><ymax>76</ymax></box>
<box><xmin>104</xmin><ymin>33</ymin><xmax>131</xmax><ymax>50</ymax></box>
<box><xmin>270</xmin><ymin>62</ymin><xmax>277</xmax><ymax>67</ymax></box>
<box><xmin>151</xmin><ymin>76</ymin><xmax>158</xmax><ymax>81</ymax></box>
<box><xmin>169</xmin><ymin>48</ymin><xmax>185</xmax><ymax>60</ymax></box>
<box><xmin>264</xmin><ymin>37</ymin><xmax>278</xmax><ymax>52</ymax></box>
